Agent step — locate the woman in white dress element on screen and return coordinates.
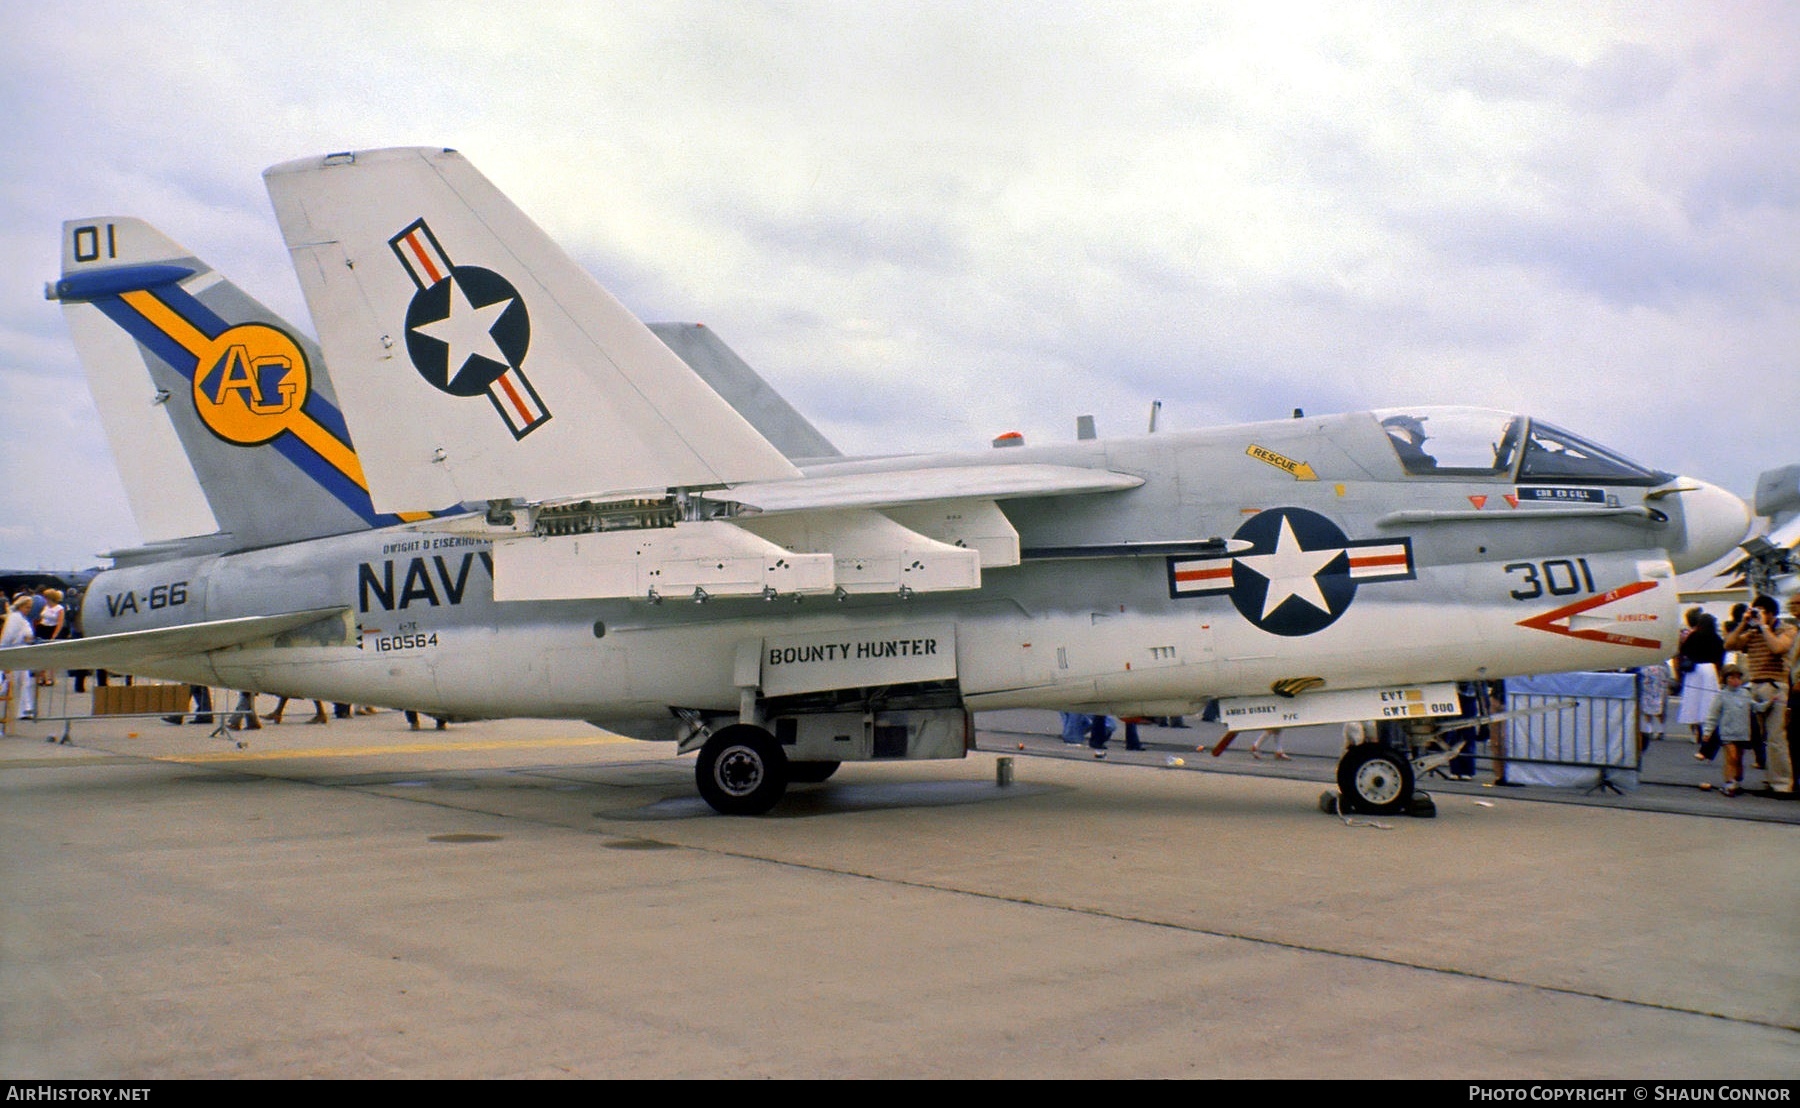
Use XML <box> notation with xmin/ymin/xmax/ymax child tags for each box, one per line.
<box><xmin>1674</xmin><ymin>609</ymin><xmax>1725</xmax><ymax>757</ymax></box>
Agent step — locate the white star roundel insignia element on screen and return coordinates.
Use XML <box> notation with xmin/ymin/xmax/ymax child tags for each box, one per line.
<box><xmin>1167</xmin><ymin>507</ymin><xmax>1414</xmax><ymax>636</ymax></box>
<box><xmin>388</xmin><ymin>219</ymin><xmax>551</xmax><ymax>440</ymax></box>
<box><xmin>404</xmin><ymin>265</ymin><xmax>530</xmax><ymax>396</ymax></box>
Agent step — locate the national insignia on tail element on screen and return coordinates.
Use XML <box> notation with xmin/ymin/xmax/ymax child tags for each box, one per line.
<box><xmin>389</xmin><ymin>218</ymin><xmax>551</xmax><ymax>440</ymax></box>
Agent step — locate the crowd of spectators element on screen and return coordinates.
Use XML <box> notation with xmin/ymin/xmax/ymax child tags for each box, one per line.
<box><xmin>1675</xmin><ymin>594</ymin><xmax>1798</xmax><ymax>798</ymax></box>
<box><xmin>2</xmin><ymin>586</ymin><xmax>71</xmax><ymax>721</ymax></box>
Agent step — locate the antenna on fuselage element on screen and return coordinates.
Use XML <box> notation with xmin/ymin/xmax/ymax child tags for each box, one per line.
<box><xmin>1148</xmin><ymin>400</ymin><xmax>1162</xmax><ymax>433</ymax></box>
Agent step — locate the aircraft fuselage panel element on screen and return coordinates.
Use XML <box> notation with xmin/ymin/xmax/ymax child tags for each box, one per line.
<box><xmin>76</xmin><ymin>417</ymin><xmax>1691</xmax><ymax>725</ymax></box>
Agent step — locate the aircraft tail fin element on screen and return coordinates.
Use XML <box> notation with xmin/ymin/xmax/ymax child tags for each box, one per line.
<box><xmin>264</xmin><ymin>147</ymin><xmax>801</xmax><ymax>514</ymax></box>
<box><xmin>50</xmin><ymin>217</ymin><xmax>443</xmax><ymax>550</ymax></box>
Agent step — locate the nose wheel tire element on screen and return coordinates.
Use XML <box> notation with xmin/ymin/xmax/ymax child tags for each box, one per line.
<box><xmin>1337</xmin><ymin>744</ymin><xmax>1414</xmax><ymax>815</ymax></box>
<box><xmin>696</xmin><ymin>725</ymin><xmax>789</xmax><ymax>815</ymax></box>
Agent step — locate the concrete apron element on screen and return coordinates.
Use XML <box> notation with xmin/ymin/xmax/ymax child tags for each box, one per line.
<box><xmin>2</xmin><ymin>710</ymin><xmax>1793</xmax><ymax>1078</ymax></box>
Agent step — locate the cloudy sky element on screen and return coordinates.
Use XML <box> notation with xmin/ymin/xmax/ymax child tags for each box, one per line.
<box><xmin>1</xmin><ymin>1</ymin><xmax>1795</xmax><ymax>568</ymax></box>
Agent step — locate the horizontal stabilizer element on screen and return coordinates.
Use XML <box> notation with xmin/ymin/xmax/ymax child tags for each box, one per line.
<box><xmin>0</xmin><ymin>608</ymin><xmax>351</xmax><ymax>673</ymax></box>
<box><xmin>265</xmin><ymin>147</ymin><xmax>800</xmax><ymax>512</ymax></box>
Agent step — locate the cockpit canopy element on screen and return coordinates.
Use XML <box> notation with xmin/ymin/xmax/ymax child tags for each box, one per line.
<box><xmin>1372</xmin><ymin>406</ymin><xmax>1671</xmax><ymax>485</ymax></box>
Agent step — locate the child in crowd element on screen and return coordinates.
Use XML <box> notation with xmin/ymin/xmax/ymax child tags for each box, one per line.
<box><xmin>1705</xmin><ymin>665</ymin><xmax>1756</xmax><ymax>797</ymax></box>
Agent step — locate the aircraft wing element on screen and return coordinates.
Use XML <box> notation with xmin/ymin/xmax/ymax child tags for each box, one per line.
<box><xmin>719</xmin><ymin>463</ymin><xmax>1143</xmax><ymax>513</ymax></box>
<box><xmin>646</xmin><ymin>323</ymin><xmax>841</xmax><ymax>462</ymax></box>
<box><xmin>459</xmin><ymin>463</ymin><xmax>1145</xmax><ymax>603</ymax></box>
<box><xmin>0</xmin><ymin>608</ymin><xmax>351</xmax><ymax>673</ymax></box>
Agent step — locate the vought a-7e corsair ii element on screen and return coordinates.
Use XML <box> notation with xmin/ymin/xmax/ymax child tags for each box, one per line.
<box><xmin>13</xmin><ymin>147</ymin><xmax>1751</xmax><ymax>815</ymax></box>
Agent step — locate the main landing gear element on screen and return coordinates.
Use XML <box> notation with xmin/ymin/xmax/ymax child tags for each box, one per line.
<box><xmin>692</xmin><ymin>725</ymin><xmax>840</xmax><ymax>814</ymax></box>
<box><xmin>696</xmin><ymin>725</ymin><xmax>788</xmax><ymax>815</ymax></box>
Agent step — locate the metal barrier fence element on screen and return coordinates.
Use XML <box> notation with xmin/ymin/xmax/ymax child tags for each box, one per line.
<box><xmin>2</xmin><ymin>679</ymin><xmax>248</xmax><ymax>743</ymax></box>
<box><xmin>1502</xmin><ymin>671</ymin><xmax>1640</xmax><ymax>790</ymax></box>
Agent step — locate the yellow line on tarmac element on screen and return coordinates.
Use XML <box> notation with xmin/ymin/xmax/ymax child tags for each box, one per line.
<box><xmin>158</xmin><ymin>735</ymin><xmax>638</xmax><ymax>763</ymax></box>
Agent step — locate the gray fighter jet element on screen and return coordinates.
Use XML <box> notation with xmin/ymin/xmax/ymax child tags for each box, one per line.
<box><xmin>13</xmin><ymin>148</ymin><xmax>1750</xmax><ymax>816</ymax></box>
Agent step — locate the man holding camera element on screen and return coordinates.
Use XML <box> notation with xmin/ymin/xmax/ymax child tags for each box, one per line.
<box><xmin>1725</xmin><ymin>594</ymin><xmax>1796</xmax><ymax>797</ymax></box>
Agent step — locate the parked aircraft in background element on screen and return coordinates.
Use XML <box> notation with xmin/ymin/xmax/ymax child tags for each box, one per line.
<box><xmin>9</xmin><ymin>147</ymin><xmax>1751</xmax><ymax>815</ymax></box>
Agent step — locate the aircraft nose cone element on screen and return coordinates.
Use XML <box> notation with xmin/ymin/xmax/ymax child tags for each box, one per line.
<box><xmin>1667</xmin><ymin>477</ymin><xmax>1752</xmax><ymax>574</ymax></box>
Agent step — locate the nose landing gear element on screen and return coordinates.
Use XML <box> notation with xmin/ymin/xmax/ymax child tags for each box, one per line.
<box><xmin>1322</xmin><ymin>722</ymin><xmax>1452</xmax><ymax>819</ymax></box>
<box><xmin>1337</xmin><ymin>743</ymin><xmax>1415</xmax><ymax>814</ymax></box>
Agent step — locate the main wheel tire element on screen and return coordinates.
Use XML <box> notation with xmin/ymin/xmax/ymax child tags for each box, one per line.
<box><xmin>1337</xmin><ymin>744</ymin><xmax>1414</xmax><ymax>815</ymax></box>
<box><xmin>696</xmin><ymin>725</ymin><xmax>789</xmax><ymax>815</ymax></box>
<box><xmin>787</xmin><ymin>760</ymin><xmax>841</xmax><ymax>784</ymax></box>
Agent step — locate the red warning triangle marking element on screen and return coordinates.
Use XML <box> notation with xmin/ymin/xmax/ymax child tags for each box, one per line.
<box><xmin>1503</xmin><ymin>493</ymin><xmax>1519</xmax><ymax>508</ymax></box>
<box><xmin>1468</xmin><ymin>494</ymin><xmax>1487</xmax><ymax>510</ymax></box>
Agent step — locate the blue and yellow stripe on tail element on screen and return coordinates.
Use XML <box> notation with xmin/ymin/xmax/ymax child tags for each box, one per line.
<box><xmin>65</xmin><ymin>265</ymin><xmax>437</xmax><ymax>527</ymax></box>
